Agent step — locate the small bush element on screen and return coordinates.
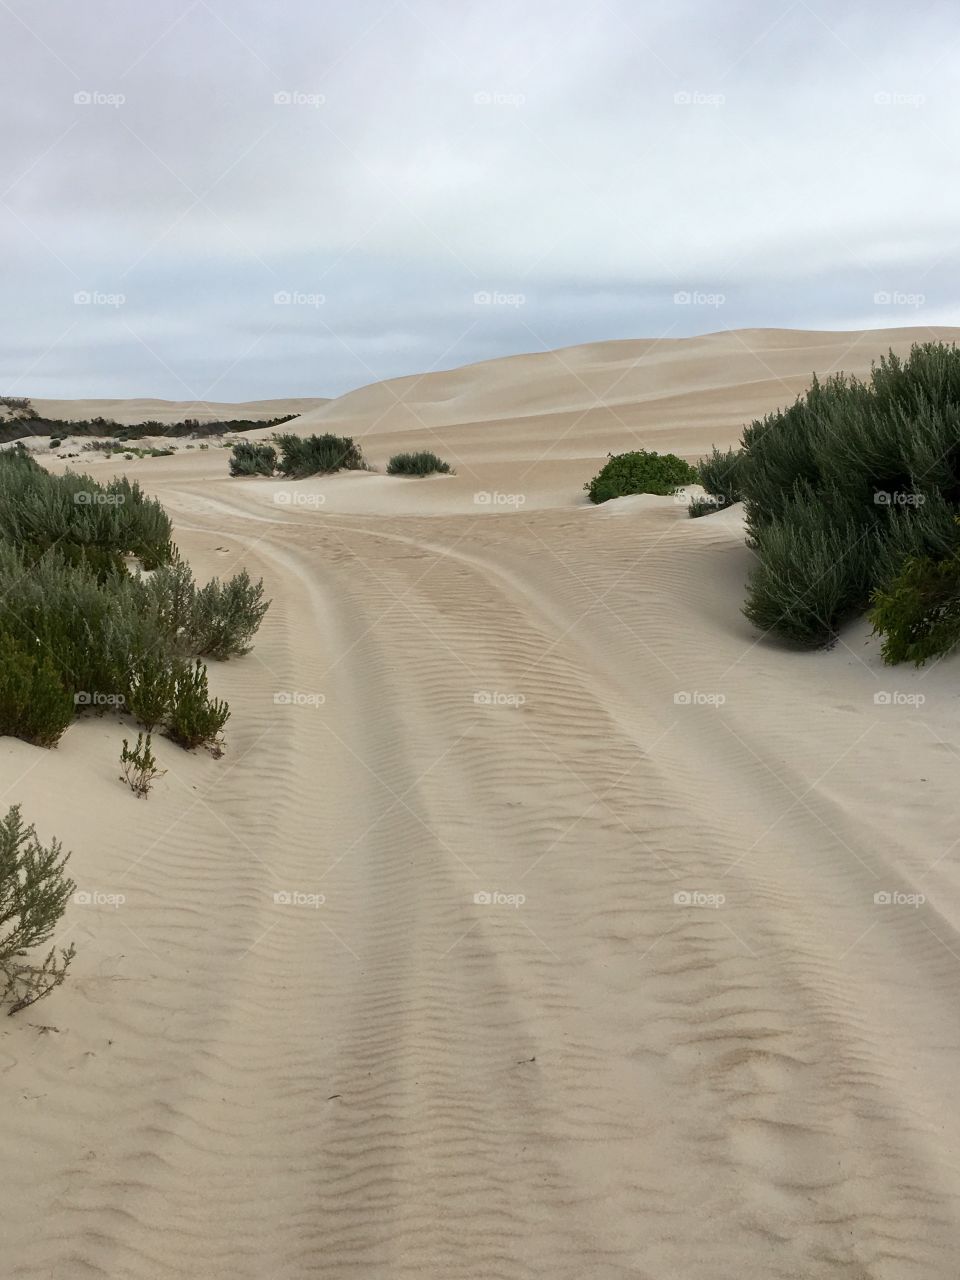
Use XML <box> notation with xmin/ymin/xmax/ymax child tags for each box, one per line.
<box><xmin>120</xmin><ymin>732</ymin><xmax>165</xmax><ymax>798</ymax></box>
<box><xmin>167</xmin><ymin>660</ymin><xmax>230</xmax><ymax>752</ymax></box>
<box><xmin>230</xmin><ymin>441</ymin><xmax>277</xmax><ymax>477</ymax></box>
<box><xmin>0</xmin><ymin>805</ymin><xmax>75</xmax><ymax>1014</ymax></box>
<box><xmin>127</xmin><ymin>653</ymin><xmax>179</xmax><ymax>730</ymax></box>
<box><xmin>386</xmin><ymin>451</ymin><xmax>453</xmax><ymax>476</ymax></box>
<box><xmin>187</xmin><ymin>570</ymin><xmax>270</xmax><ymax>660</ymax></box>
<box><xmin>0</xmin><ymin>632</ymin><xmax>74</xmax><ymax>747</ymax></box>
<box><xmin>869</xmin><ymin>551</ymin><xmax>960</xmax><ymax>666</ymax></box>
<box><xmin>693</xmin><ymin>446</ymin><xmax>744</xmax><ymax>514</ymax></box>
<box><xmin>585</xmin><ymin>450</ymin><xmax>698</xmax><ymax>504</ymax></box>
<box><xmin>689</xmin><ymin>495</ymin><xmax>726</xmax><ymax>519</ymax></box>
<box><xmin>49</xmin><ymin>438</ymin><xmax>62</xmax><ymax>449</ymax></box>
<box><xmin>274</xmin><ymin>432</ymin><xmax>367</xmax><ymax>477</ymax></box>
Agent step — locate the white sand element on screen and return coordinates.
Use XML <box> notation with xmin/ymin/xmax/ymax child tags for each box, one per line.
<box><xmin>4</xmin><ymin>327</ymin><xmax>960</xmax><ymax>1278</ymax></box>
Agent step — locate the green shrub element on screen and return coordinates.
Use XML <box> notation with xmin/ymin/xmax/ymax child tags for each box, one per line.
<box><xmin>230</xmin><ymin>441</ymin><xmax>277</xmax><ymax>477</ymax></box>
<box><xmin>187</xmin><ymin>570</ymin><xmax>270</xmax><ymax>660</ymax></box>
<box><xmin>0</xmin><ymin>632</ymin><xmax>74</xmax><ymax>747</ymax></box>
<box><xmin>386</xmin><ymin>451</ymin><xmax>453</xmax><ymax>476</ymax></box>
<box><xmin>274</xmin><ymin>432</ymin><xmax>366</xmax><ymax>477</ymax></box>
<box><xmin>127</xmin><ymin>653</ymin><xmax>179</xmax><ymax>730</ymax></box>
<box><xmin>870</xmin><ymin>551</ymin><xmax>960</xmax><ymax>666</ymax></box>
<box><xmin>585</xmin><ymin>450</ymin><xmax>697</xmax><ymax>504</ymax></box>
<box><xmin>49</xmin><ymin>438</ymin><xmax>62</xmax><ymax>449</ymax></box>
<box><xmin>688</xmin><ymin>495</ymin><xmax>726</xmax><ymax>518</ymax></box>
<box><xmin>691</xmin><ymin>342</ymin><xmax>960</xmax><ymax>651</ymax></box>
<box><xmin>120</xmin><ymin>732</ymin><xmax>165</xmax><ymax>797</ymax></box>
<box><xmin>742</xmin><ymin>501</ymin><xmax>873</xmax><ymax>647</ymax></box>
<box><xmin>0</xmin><ymin>805</ymin><xmax>75</xmax><ymax>1014</ymax></box>
<box><xmin>167</xmin><ymin>661</ymin><xmax>230</xmax><ymax>752</ymax></box>
<box><xmin>692</xmin><ymin>446</ymin><xmax>744</xmax><ymax>515</ymax></box>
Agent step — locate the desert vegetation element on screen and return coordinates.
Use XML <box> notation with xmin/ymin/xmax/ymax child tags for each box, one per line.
<box><xmin>229</xmin><ymin>431</ymin><xmax>368</xmax><ymax>479</ymax></box>
<box><xmin>229</xmin><ymin>440</ymin><xmax>277</xmax><ymax>476</ymax></box>
<box><xmin>586</xmin><ymin>450</ymin><xmax>698</xmax><ymax>504</ymax></box>
<box><xmin>386</xmin><ymin>451</ymin><xmax>453</xmax><ymax>476</ymax></box>
<box><xmin>0</xmin><ymin>447</ymin><xmax>269</xmax><ymax>749</ymax></box>
<box><xmin>0</xmin><ymin>398</ymin><xmax>299</xmax><ymax>445</ymax></box>
<box><xmin>691</xmin><ymin>342</ymin><xmax>960</xmax><ymax>661</ymax></box>
<box><xmin>0</xmin><ymin>805</ymin><xmax>75</xmax><ymax>1014</ymax></box>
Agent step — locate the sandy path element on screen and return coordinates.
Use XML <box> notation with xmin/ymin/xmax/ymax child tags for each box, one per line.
<box><xmin>4</xmin><ymin>330</ymin><xmax>960</xmax><ymax>1277</ymax></box>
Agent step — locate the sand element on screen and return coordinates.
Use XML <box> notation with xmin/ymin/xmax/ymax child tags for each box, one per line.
<box><xmin>3</xmin><ymin>327</ymin><xmax>960</xmax><ymax>1278</ymax></box>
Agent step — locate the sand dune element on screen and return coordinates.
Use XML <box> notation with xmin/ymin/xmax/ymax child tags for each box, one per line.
<box><xmin>4</xmin><ymin>328</ymin><xmax>960</xmax><ymax>1278</ymax></box>
<box><xmin>23</xmin><ymin>396</ymin><xmax>328</xmax><ymax>425</ymax></box>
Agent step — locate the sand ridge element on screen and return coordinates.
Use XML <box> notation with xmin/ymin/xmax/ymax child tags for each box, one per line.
<box><xmin>3</xmin><ymin>328</ymin><xmax>960</xmax><ymax>1278</ymax></box>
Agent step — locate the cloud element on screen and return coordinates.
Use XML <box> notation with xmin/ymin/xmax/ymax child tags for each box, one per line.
<box><xmin>1</xmin><ymin>0</ymin><xmax>959</xmax><ymax>398</ymax></box>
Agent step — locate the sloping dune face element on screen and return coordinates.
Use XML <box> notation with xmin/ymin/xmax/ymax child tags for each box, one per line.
<box><xmin>5</xmin><ymin>328</ymin><xmax>960</xmax><ymax>1279</ymax></box>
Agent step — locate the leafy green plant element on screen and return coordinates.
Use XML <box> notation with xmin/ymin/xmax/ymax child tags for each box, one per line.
<box><xmin>187</xmin><ymin>570</ymin><xmax>270</xmax><ymax>660</ymax></box>
<box><xmin>689</xmin><ymin>342</ymin><xmax>960</xmax><ymax>651</ymax></box>
<box><xmin>229</xmin><ymin>441</ymin><xmax>277</xmax><ymax>477</ymax></box>
<box><xmin>126</xmin><ymin>653</ymin><xmax>179</xmax><ymax>730</ymax></box>
<box><xmin>585</xmin><ymin>450</ymin><xmax>698</xmax><ymax>504</ymax></box>
<box><xmin>386</xmin><ymin>451</ymin><xmax>453</xmax><ymax>476</ymax></box>
<box><xmin>120</xmin><ymin>732</ymin><xmax>166</xmax><ymax>797</ymax></box>
<box><xmin>0</xmin><ymin>805</ymin><xmax>75</xmax><ymax>1014</ymax></box>
<box><xmin>0</xmin><ymin>632</ymin><xmax>74</xmax><ymax>747</ymax></box>
<box><xmin>691</xmin><ymin>445</ymin><xmax>744</xmax><ymax>515</ymax></box>
<box><xmin>870</xmin><ymin>551</ymin><xmax>960</xmax><ymax>666</ymax></box>
<box><xmin>167</xmin><ymin>660</ymin><xmax>230</xmax><ymax>753</ymax></box>
<box><xmin>274</xmin><ymin>432</ymin><xmax>367</xmax><ymax>477</ymax></box>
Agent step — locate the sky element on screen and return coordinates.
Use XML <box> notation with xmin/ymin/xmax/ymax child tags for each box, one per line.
<box><xmin>2</xmin><ymin>0</ymin><xmax>958</xmax><ymax>401</ymax></box>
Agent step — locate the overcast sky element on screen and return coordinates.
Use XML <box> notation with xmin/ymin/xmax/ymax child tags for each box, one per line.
<box><xmin>2</xmin><ymin>0</ymin><xmax>958</xmax><ymax>400</ymax></box>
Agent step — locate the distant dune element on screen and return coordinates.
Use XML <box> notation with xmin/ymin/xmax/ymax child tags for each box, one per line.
<box><xmin>26</xmin><ymin>395</ymin><xmax>329</xmax><ymax>425</ymax></box>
